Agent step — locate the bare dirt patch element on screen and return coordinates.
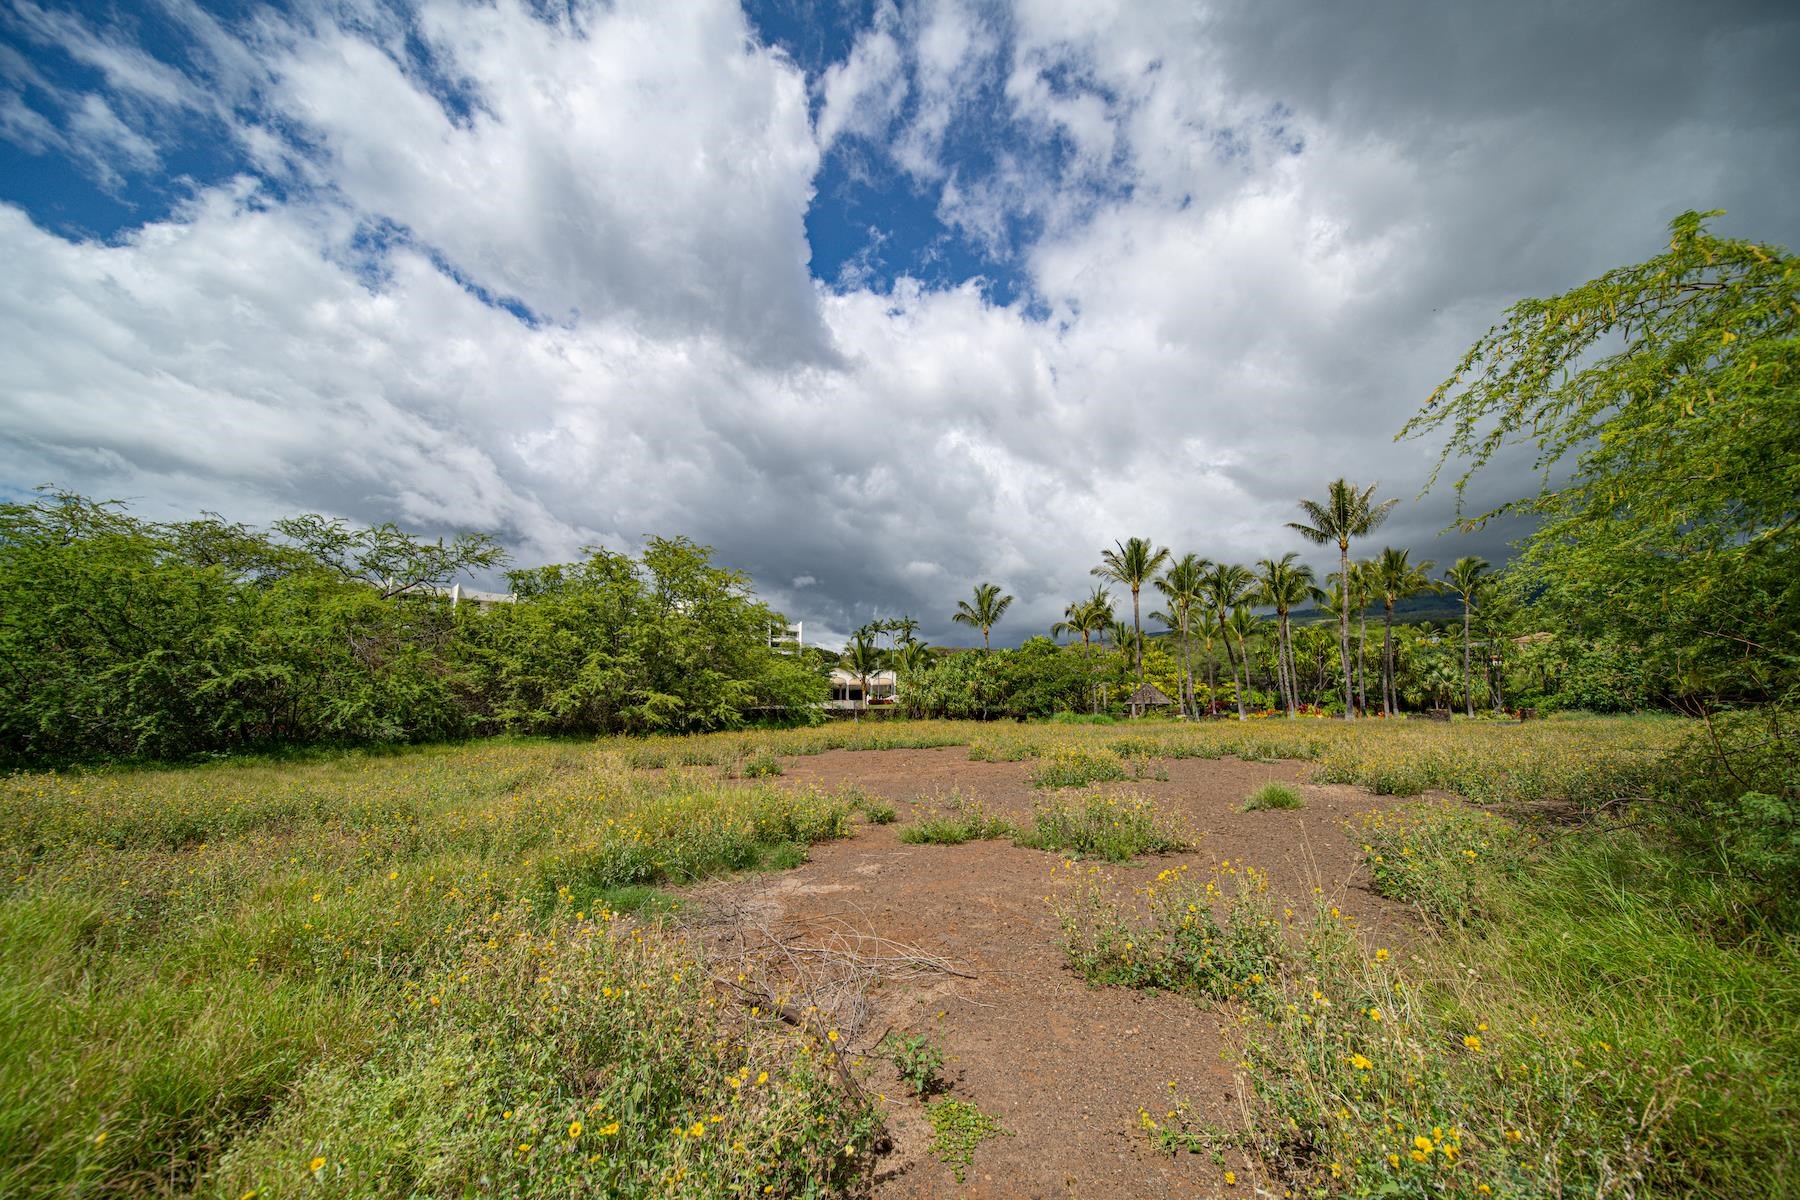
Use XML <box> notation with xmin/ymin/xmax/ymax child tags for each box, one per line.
<box><xmin>685</xmin><ymin>746</ymin><xmax>1417</xmax><ymax>1198</ymax></box>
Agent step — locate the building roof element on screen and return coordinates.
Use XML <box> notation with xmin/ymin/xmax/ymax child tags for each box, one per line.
<box><xmin>1126</xmin><ymin>682</ymin><xmax>1173</xmax><ymax>706</ymax></box>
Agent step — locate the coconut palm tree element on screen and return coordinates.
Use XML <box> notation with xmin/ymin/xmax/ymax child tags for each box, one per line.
<box><xmin>1203</xmin><ymin>562</ymin><xmax>1255</xmax><ymax>721</ymax></box>
<box><xmin>840</xmin><ymin>632</ymin><xmax>888</xmax><ymax>722</ymax></box>
<box><xmin>1154</xmin><ymin>553</ymin><xmax>1211</xmax><ymax>717</ymax></box>
<box><xmin>1442</xmin><ymin>557</ymin><xmax>1491</xmax><ymax>717</ymax></box>
<box><xmin>1372</xmin><ymin>548</ymin><xmax>1439</xmax><ymax>715</ymax></box>
<box><xmin>1091</xmin><ymin>537</ymin><xmax>1171</xmax><ymax>685</ymax></box>
<box><xmin>1224</xmin><ymin>606</ymin><xmax>1265</xmax><ymax>710</ymax></box>
<box><xmin>951</xmin><ymin>582</ymin><xmax>1013</xmax><ymax>651</ymax></box>
<box><xmin>893</xmin><ymin>614</ymin><xmax>921</xmax><ymax>647</ymax></box>
<box><xmin>1287</xmin><ymin>480</ymin><xmax>1398</xmax><ymax>720</ymax></box>
<box><xmin>1256</xmin><ymin>552</ymin><xmax>1324</xmax><ymax>717</ymax></box>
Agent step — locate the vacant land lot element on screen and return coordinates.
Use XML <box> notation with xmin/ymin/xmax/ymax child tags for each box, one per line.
<box><xmin>5</xmin><ymin>717</ymin><xmax>1791</xmax><ymax>1198</ymax></box>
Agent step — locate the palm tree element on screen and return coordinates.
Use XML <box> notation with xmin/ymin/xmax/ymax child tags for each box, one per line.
<box><xmin>1256</xmin><ymin>552</ymin><xmax>1323</xmax><ymax>718</ymax></box>
<box><xmin>840</xmin><ymin>632</ymin><xmax>888</xmax><ymax>722</ymax></box>
<box><xmin>1203</xmin><ymin>562</ymin><xmax>1255</xmax><ymax>720</ymax></box>
<box><xmin>1092</xmin><ymin>537</ymin><xmax>1171</xmax><ymax>685</ymax></box>
<box><xmin>951</xmin><ymin>582</ymin><xmax>1014</xmax><ymax>651</ymax></box>
<box><xmin>893</xmin><ymin>615</ymin><xmax>921</xmax><ymax>647</ymax></box>
<box><xmin>1154</xmin><ymin>553</ymin><xmax>1211</xmax><ymax>717</ymax></box>
<box><xmin>893</xmin><ymin>638</ymin><xmax>934</xmax><ymax>716</ymax></box>
<box><xmin>1106</xmin><ymin>618</ymin><xmax>1134</xmax><ymax>658</ymax></box>
<box><xmin>1224</xmin><ymin>606</ymin><xmax>1265</xmax><ymax>710</ymax></box>
<box><xmin>1442</xmin><ymin>557</ymin><xmax>1491</xmax><ymax>717</ymax></box>
<box><xmin>1288</xmin><ymin>480</ymin><xmax>1398</xmax><ymax>720</ymax></box>
<box><xmin>1372</xmin><ymin>548</ymin><xmax>1438</xmax><ymax>715</ymax></box>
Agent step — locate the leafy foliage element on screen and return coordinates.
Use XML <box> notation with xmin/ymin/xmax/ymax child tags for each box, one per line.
<box><xmin>0</xmin><ymin>496</ymin><xmax>822</xmax><ymax>763</ymax></box>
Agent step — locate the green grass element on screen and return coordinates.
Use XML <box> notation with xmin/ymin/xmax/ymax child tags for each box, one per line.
<box><xmin>0</xmin><ymin>744</ymin><xmax>872</xmax><ymax>1198</ymax></box>
<box><xmin>1241</xmin><ymin>781</ymin><xmax>1303</xmax><ymax>811</ymax></box>
<box><xmin>898</xmin><ymin>805</ymin><xmax>1014</xmax><ymax>845</ymax></box>
<box><xmin>1016</xmin><ymin>792</ymin><xmax>1187</xmax><ymax>861</ymax></box>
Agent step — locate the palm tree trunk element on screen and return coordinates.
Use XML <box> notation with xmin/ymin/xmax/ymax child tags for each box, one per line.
<box><xmin>1206</xmin><ymin>652</ymin><xmax>1218</xmax><ymax>716</ymax></box>
<box><xmin>1234</xmin><ymin>631</ymin><xmax>1251</xmax><ymax>720</ymax></box>
<box><xmin>1462</xmin><ymin>600</ymin><xmax>1474</xmax><ymax>717</ymax></box>
<box><xmin>1280</xmin><ymin>612</ymin><xmax>1297</xmax><ymax>716</ymax></box>
<box><xmin>1383</xmin><ymin>602</ymin><xmax>1396</xmax><ymax>716</ymax></box>
<box><xmin>1131</xmin><ymin>586</ymin><xmax>1144</xmax><ymax>685</ymax></box>
<box><xmin>1356</xmin><ymin>613</ymin><xmax>1368</xmax><ymax>716</ymax></box>
<box><xmin>1336</xmin><ymin>545</ymin><xmax>1353</xmax><ymax>720</ymax></box>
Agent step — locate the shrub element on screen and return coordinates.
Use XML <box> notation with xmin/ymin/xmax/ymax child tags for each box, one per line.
<box><xmin>1242</xmin><ymin>781</ymin><xmax>1303</xmax><ymax>811</ymax></box>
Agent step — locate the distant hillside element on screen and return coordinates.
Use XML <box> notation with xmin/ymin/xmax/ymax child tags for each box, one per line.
<box><xmin>1290</xmin><ymin>592</ymin><xmax>1468</xmax><ymax>627</ymax></box>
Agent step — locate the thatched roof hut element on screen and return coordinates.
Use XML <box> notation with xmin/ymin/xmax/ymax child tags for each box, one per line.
<box><xmin>1125</xmin><ymin>682</ymin><xmax>1172</xmax><ymax>717</ymax></box>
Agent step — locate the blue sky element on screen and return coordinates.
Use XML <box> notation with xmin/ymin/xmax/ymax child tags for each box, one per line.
<box><xmin>2</xmin><ymin>0</ymin><xmax>1796</xmax><ymax>645</ymax></box>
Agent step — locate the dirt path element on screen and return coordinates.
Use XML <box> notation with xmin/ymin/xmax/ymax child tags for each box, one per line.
<box><xmin>686</xmin><ymin>747</ymin><xmax>1416</xmax><ymax>1199</ymax></box>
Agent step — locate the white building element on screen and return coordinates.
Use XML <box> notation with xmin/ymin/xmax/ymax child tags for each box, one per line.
<box><xmin>826</xmin><ymin>668</ymin><xmax>897</xmax><ymax>710</ymax></box>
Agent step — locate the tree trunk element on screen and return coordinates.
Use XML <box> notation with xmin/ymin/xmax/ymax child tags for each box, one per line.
<box><xmin>1356</xmin><ymin>613</ymin><xmax>1368</xmax><ymax>716</ymax></box>
<box><xmin>1206</xmin><ymin>652</ymin><xmax>1218</xmax><ymax>716</ymax></box>
<box><xmin>1279</xmin><ymin>611</ymin><xmax>1297</xmax><ymax>716</ymax></box>
<box><xmin>1382</xmin><ymin>601</ymin><xmax>1396</xmax><ymax>716</ymax></box>
<box><xmin>1463</xmin><ymin>599</ymin><xmax>1474</xmax><ymax>717</ymax></box>
<box><xmin>1234</xmin><ymin>631</ymin><xmax>1251</xmax><ymax>720</ymax></box>
<box><xmin>1336</xmin><ymin>545</ymin><xmax>1354</xmax><ymax>720</ymax></box>
<box><xmin>1131</xmin><ymin>586</ymin><xmax>1144</xmax><ymax>685</ymax></box>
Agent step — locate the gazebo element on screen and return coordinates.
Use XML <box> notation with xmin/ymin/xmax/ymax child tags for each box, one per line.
<box><xmin>1125</xmin><ymin>682</ymin><xmax>1173</xmax><ymax>718</ymax></box>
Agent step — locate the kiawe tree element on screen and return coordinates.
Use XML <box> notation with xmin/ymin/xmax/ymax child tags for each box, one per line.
<box><xmin>1092</xmin><ymin>537</ymin><xmax>1171</xmax><ymax>685</ymax></box>
<box><xmin>1443</xmin><ymin>556</ymin><xmax>1492</xmax><ymax>716</ymax></box>
<box><xmin>952</xmin><ymin>582</ymin><xmax>1014</xmax><ymax>651</ymax></box>
<box><xmin>1290</xmin><ymin>481</ymin><xmax>1397</xmax><ymax>720</ymax></box>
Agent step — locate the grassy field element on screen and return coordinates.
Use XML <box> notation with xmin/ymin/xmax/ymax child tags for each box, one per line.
<box><xmin>4</xmin><ymin>714</ymin><xmax>1789</xmax><ymax>1198</ymax></box>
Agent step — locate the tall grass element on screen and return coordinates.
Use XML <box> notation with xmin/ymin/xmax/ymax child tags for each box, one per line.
<box><xmin>0</xmin><ymin>744</ymin><xmax>868</xmax><ymax>1197</ymax></box>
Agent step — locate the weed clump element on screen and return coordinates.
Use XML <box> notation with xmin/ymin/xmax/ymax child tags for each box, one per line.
<box><xmin>1242</xmin><ymin>781</ymin><xmax>1303</xmax><ymax>811</ymax></box>
<box><xmin>1053</xmin><ymin>862</ymin><xmax>1281</xmax><ymax>997</ymax></box>
<box><xmin>1017</xmin><ymin>792</ymin><xmax>1187</xmax><ymax>861</ymax></box>
<box><xmin>926</xmin><ymin>1099</ymin><xmax>1009</xmax><ymax>1183</ymax></box>
<box><xmin>1358</xmin><ymin>800</ymin><xmax>1521</xmax><ymax>926</ymax></box>
<box><xmin>899</xmin><ymin>791</ymin><xmax>1013</xmax><ymax>845</ymax></box>
<box><xmin>880</xmin><ymin>1032</ymin><xmax>945</xmax><ymax>1098</ymax></box>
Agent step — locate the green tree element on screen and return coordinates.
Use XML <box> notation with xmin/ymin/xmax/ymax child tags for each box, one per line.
<box><xmin>1372</xmin><ymin>548</ymin><xmax>1438</xmax><ymax>715</ymax></box>
<box><xmin>1289</xmin><ymin>480</ymin><xmax>1398</xmax><ymax>720</ymax></box>
<box><xmin>840</xmin><ymin>632</ymin><xmax>889</xmax><ymax>721</ymax></box>
<box><xmin>1402</xmin><ymin>210</ymin><xmax>1797</xmax><ymax>712</ymax></box>
<box><xmin>1154</xmin><ymin>553</ymin><xmax>1212</xmax><ymax>717</ymax></box>
<box><xmin>1443</xmin><ymin>556</ymin><xmax>1492</xmax><ymax>716</ymax></box>
<box><xmin>1256</xmin><ymin>552</ymin><xmax>1324</xmax><ymax>718</ymax></box>
<box><xmin>1203</xmin><ymin>562</ymin><xmax>1255</xmax><ymax>721</ymax></box>
<box><xmin>273</xmin><ymin>513</ymin><xmax>506</xmax><ymax>598</ymax></box>
<box><xmin>1091</xmin><ymin>537</ymin><xmax>1171</xmax><ymax>685</ymax></box>
<box><xmin>951</xmin><ymin>582</ymin><xmax>1015</xmax><ymax>652</ymax></box>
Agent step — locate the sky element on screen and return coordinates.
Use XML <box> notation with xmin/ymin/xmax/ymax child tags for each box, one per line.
<box><xmin>2</xmin><ymin>0</ymin><xmax>1796</xmax><ymax>648</ymax></box>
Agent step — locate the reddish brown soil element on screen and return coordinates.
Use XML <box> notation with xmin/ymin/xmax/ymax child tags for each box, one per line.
<box><xmin>685</xmin><ymin>747</ymin><xmax>1418</xmax><ymax>1199</ymax></box>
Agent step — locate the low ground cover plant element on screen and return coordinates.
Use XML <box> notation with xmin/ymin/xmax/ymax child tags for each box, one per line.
<box><xmin>1242</xmin><ymin>781</ymin><xmax>1303</xmax><ymax>811</ymax></box>
<box><xmin>925</xmin><ymin>1099</ymin><xmax>1009</xmax><ymax>1183</ymax></box>
<box><xmin>898</xmin><ymin>790</ymin><xmax>1013</xmax><ymax>845</ymax></box>
<box><xmin>1017</xmin><ymin>792</ymin><xmax>1187</xmax><ymax>861</ymax></box>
